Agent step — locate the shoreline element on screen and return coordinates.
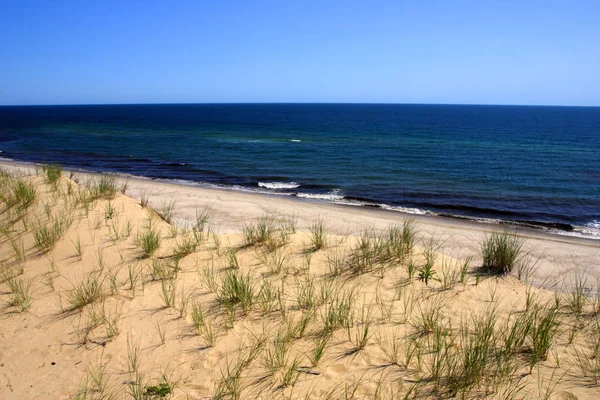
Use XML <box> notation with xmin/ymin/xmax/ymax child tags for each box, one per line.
<box><xmin>2</xmin><ymin>157</ymin><xmax>599</xmax><ymax>289</ymax></box>
<box><xmin>1</xmin><ymin>157</ymin><xmax>598</xmax><ymax>243</ymax></box>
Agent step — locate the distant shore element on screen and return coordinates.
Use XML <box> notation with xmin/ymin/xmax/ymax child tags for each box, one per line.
<box><xmin>1</xmin><ymin>158</ymin><xmax>599</xmax><ymax>288</ymax></box>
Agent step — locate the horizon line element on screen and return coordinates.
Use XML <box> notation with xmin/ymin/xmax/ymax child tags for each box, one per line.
<box><xmin>1</xmin><ymin>101</ymin><xmax>599</xmax><ymax>108</ymax></box>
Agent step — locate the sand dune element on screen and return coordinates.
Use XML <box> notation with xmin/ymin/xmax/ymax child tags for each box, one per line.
<box><xmin>1</xmin><ymin>162</ymin><xmax>600</xmax><ymax>399</ymax></box>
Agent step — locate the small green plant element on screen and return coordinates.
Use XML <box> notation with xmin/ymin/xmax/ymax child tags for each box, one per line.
<box><xmin>439</xmin><ymin>257</ymin><xmax>460</xmax><ymax>290</ymax></box>
<box><xmin>460</xmin><ymin>255</ymin><xmax>473</xmax><ymax>284</ymax></box>
<box><xmin>43</xmin><ymin>164</ymin><xmax>62</xmax><ymax>185</ymax></box>
<box><xmin>140</xmin><ymin>189</ymin><xmax>150</xmax><ymax>208</ymax></box>
<box><xmin>172</xmin><ymin>233</ymin><xmax>200</xmax><ymax>259</ymax></box>
<box><xmin>104</xmin><ymin>201</ymin><xmax>115</xmax><ymax>220</ymax></box>
<box><xmin>385</xmin><ymin>220</ymin><xmax>417</xmax><ymax>262</ymax></box>
<box><xmin>217</xmin><ymin>271</ymin><xmax>255</xmax><ymax>313</ymax></box>
<box><xmin>194</xmin><ymin>206</ymin><xmax>211</xmax><ymax>232</ymax></box>
<box><xmin>565</xmin><ymin>272</ymin><xmax>588</xmax><ymax>314</ymax></box>
<box><xmin>191</xmin><ymin>301</ymin><xmax>216</xmax><ymax>347</ymax></box>
<box><xmin>377</xmin><ymin>329</ymin><xmax>404</xmax><ymax>367</ymax></box>
<box><xmin>34</xmin><ymin>215</ymin><xmax>70</xmax><ymax>252</ymax></box>
<box><xmin>11</xmin><ymin>180</ymin><xmax>36</xmax><ymax>210</ymax></box>
<box><xmin>411</xmin><ymin>299</ymin><xmax>445</xmax><ymax>337</ymax></box>
<box><xmin>9</xmin><ymin>236</ymin><xmax>26</xmax><ymax>263</ymax></box>
<box><xmin>529</xmin><ymin>305</ymin><xmax>560</xmax><ymax>372</ymax></box>
<box><xmin>6</xmin><ymin>276</ymin><xmax>34</xmax><ymax>312</ymax></box>
<box><xmin>159</xmin><ymin>280</ymin><xmax>177</xmax><ymax>309</ymax></box>
<box><xmin>199</xmin><ymin>263</ymin><xmax>219</xmax><ymax>293</ymax></box>
<box><xmin>72</xmin><ymin>235</ymin><xmax>84</xmax><ymax>260</ymax></box>
<box><xmin>242</xmin><ymin>217</ymin><xmax>276</xmax><ymax>247</ymax></box>
<box><xmin>322</xmin><ymin>290</ymin><xmax>355</xmax><ymax>333</ymax></box>
<box><xmin>176</xmin><ymin>286</ymin><xmax>192</xmax><ymax>318</ymax></box>
<box><xmin>348</xmin><ymin>308</ymin><xmax>372</xmax><ymax>353</ymax></box>
<box><xmin>159</xmin><ymin>200</ymin><xmax>177</xmax><ymax>223</ymax></box>
<box><xmin>136</xmin><ymin>228</ymin><xmax>161</xmax><ymax>257</ymax></box>
<box><xmin>144</xmin><ymin>382</ymin><xmax>172</xmax><ymax>399</ymax></box>
<box><xmin>226</xmin><ymin>248</ymin><xmax>240</xmax><ymax>269</ymax></box>
<box><xmin>260</xmin><ymin>249</ymin><xmax>288</xmax><ymax>275</ymax></box>
<box><xmin>481</xmin><ymin>230</ymin><xmax>526</xmax><ymax>274</ymax></box>
<box><xmin>418</xmin><ymin>236</ymin><xmax>440</xmax><ymax>285</ymax></box>
<box><xmin>281</xmin><ymin>356</ymin><xmax>301</xmax><ymax>387</ymax></box>
<box><xmin>127</xmin><ymin>334</ymin><xmax>141</xmax><ymax>373</ymax></box>
<box><xmin>310</xmin><ymin>332</ymin><xmax>332</xmax><ymax>367</ymax></box>
<box><xmin>149</xmin><ymin>258</ymin><xmax>177</xmax><ymax>281</ymax></box>
<box><xmin>104</xmin><ymin>309</ymin><xmax>121</xmax><ymax>340</ymax></box>
<box><xmin>127</xmin><ymin>264</ymin><xmax>143</xmax><ymax>297</ymax></box>
<box><xmin>417</xmin><ymin>264</ymin><xmax>437</xmax><ymax>285</ymax></box>
<box><xmin>89</xmin><ymin>176</ymin><xmax>118</xmax><ymax>200</ymax></box>
<box><xmin>65</xmin><ymin>275</ymin><xmax>103</xmax><ymax>311</ymax></box>
<box><xmin>309</xmin><ymin>218</ymin><xmax>327</xmax><ymax>251</ymax></box>
<box><xmin>257</xmin><ymin>280</ymin><xmax>278</xmax><ymax>315</ymax></box>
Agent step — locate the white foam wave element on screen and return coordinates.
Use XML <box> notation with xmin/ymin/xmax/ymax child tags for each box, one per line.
<box><xmin>381</xmin><ymin>204</ymin><xmax>433</xmax><ymax>216</ymax></box>
<box><xmin>585</xmin><ymin>220</ymin><xmax>600</xmax><ymax>230</ymax></box>
<box><xmin>566</xmin><ymin>221</ymin><xmax>600</xmax><ymax>240</ymax></box>
<box><xmin>289</xmin><ymin>139</ymin><xmax>302</xmax><ymax>142</ymax></box>
<box><xmin>297</xmin><ymin>189</ymin><xmax>344</xmax><ymax>201</ymax></box>
<box><xmin>258</xmin><ymin>182</ymin><xmax>300</xmax><ymax>190</ymax></box>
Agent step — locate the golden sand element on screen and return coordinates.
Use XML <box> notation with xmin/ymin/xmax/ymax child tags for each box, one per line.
<box><xmin>1</xmin><ymin>161</ymin><xmax>599</xmax><ymax>399</ymax></box>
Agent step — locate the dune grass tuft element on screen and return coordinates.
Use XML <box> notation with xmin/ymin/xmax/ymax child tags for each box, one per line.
<box><xmin>481</xmin><ymin>230</ymin><xmax>526</xmax><ymax>274</ymax></box>
<box><xmin>34</xmin><ymin>216</ymin><xmax>70</xmax><ymax>252</ymax></box>
<box><xmin>65</xmin><ymin>275</ymin><xmax>104</xmax><ymax>312</ymax></box>
<box><xmin>217</xmin><ymin>271</ymin><xmax>255</xmax><ymax>313</ymax></box>
<box><xmin>88</xmin><ymin>176</ymin><xmax>118</xmax><ymax>201</ymax></box>
<box><xmin>42</xmin><ymin>164</ymin><xmax>62</xmax><ymax>185</ymax></box>
<box><xmin>135</xmin><ymin>228</ymin><xmax>161</xmax><ymax>257</ymax></box>
<box><xmin>6</xmin><ymin>276</ymin><xmax>34</xmax><ymax>312</ymax></box>
<box><xmin>309</xmin><ymin>218</ymin><xmax>327</xmax><ymax>251</ymax></box>
<box><xmin>4</xmin><ymin>179</ymin><xmax>37</xmax><ymax>210</ymax></box>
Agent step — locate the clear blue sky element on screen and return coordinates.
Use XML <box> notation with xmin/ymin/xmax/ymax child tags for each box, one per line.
<box><xmin>1</xmin><ymin>0</ymin><xmax>599</xmax><ymax>106</ymax></box>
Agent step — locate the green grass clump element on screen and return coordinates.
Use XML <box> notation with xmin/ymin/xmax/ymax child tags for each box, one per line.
<box><xmin>191</xmin><ymin>301</ymin><xmax>216</xmax><ymax>347</ymax></box>
<box><xmin>481</xmin><ymin>230</ymin><xmax>525</xmax><ymax>274</ymax></box>
<box><xmin>528</xmin><ymin>305</ymin><xmax>560</xmax><ymax>372</ymax></box>
<box><xmin>309</xmin><ymin>219</ymin><xmax>327</xmax><ymax>251</ymax></box>
<box><xmin>344</xmin><ymin>221</ymin><xmax>417</xmax><ymax>276</ymax></box>
<box><xmin>158</xmin><ymin>200</ymin><xmax>177</xmax><ymax>223</ymax></box>
<box><xmin>65</xmin><ymin>275</ymin><xmax>103</xmax><ymax>311</ymax></box>
<box><xmin>446</xmin><ymin>309</ymin><xmax>497</xmax><ymax>396</ymax></box>
<box><xmin>34</xmin><ymin>217</ymin><xmax>70</xmax><ymax>252</ymax></box>
<box><xmin>144</xmin><ymin>382</ymin><xmax>172</xmax><ymax>398</ymax></box>
<box><xmin>42</xmin><ymin>164</ymin><xmax>62</xmax><ymax>185</ymax></box>
<box><xmin>136</xmin><ymin>228</ymin><xmax>161</xmax><ymax>257</ymax></box>
<box><xmin>89</xmin><ymin>176</ymin><xmax>118</xmax><ymax>200</ymax></box>
<box><xmin>385</xmin><ymin>220</ymin><xmax>416</xmax><ymax>261</ymax></box>
<box><xmin>217</xmin><ymin>271</ymin><xmax>255</xmax><ymax>313</ymax></box>
<box><xmin>2</xmin><ymin>179</ymin><xmax>37</xmax><ymax>210</ymax></box>
<box><xmin>6</xmin><ymin>276</ymin><xmax>34</xmax><ymax>312</ymax></box>
<box><xmin>172</xmin><ymin>233</ymin><xmax>201</xmax><ymax>260</ymax></box>
<box><xmin>149</xmin><ymin>258</ymin><xmax>179</xmax><ymax>281</ymax></box>
<box><xmin>242</xmin><ymin>218</ymin><xmax>277</xmax><ymax>247</ymax></box>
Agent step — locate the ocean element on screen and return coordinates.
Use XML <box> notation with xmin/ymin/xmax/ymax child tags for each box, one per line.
<box><xmin>0</xmin><ymin>103</ymin><xmax>599</xmax><ymax>237</ymax></box>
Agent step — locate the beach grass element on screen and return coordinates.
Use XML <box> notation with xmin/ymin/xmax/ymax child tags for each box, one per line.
<box><xmin>135</xmin><ymin>227</ymin><xmax>161</xmax><ymax>257</ymax></box>
<box><xmin>481</xmin><ymin>229</ymin><xmax>526</xmax><ymax>274</ymax></box>
<box><xmin>0</xmin><ymin>165</ymin><xmax>598</xmax><ymax>400</ymax></box>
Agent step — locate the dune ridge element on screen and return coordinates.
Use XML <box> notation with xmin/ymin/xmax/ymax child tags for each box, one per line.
<box><xmin>1</xmin><ymin>163</ymin><xmax>600</xmax><ymax>399</ymax></box>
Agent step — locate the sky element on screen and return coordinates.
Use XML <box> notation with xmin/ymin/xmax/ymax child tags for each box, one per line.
<box><xmin>1</xmin><ymin>0</ymin><xmax>599</xmax><ymax>106</ymax></box>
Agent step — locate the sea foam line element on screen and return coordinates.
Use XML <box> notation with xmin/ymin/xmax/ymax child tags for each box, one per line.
<box><xmin>258</xmin><ymin>182</ymin><xmax>300</xmax><ymax>189</ymax></box>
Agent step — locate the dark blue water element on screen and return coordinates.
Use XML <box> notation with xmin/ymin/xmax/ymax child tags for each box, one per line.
<box><xmin>1</xmin><ymin>104</ymin><xmax>599</xmax><ymax>235</ymax></box>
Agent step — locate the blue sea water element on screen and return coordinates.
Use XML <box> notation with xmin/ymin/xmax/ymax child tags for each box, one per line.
<box><xmin>0</xmin><ymin>104</ymin><xmax>599</xmax><ymax>236</ymax></box>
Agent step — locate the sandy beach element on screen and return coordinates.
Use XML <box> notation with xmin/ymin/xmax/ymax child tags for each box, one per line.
<box><xmin>1</xmin><ymin>160</ymin><xmax>600</xmax><ymax>399</ymax></box>
<box><xmin>3</xmin><ymin>159</ymin><xmax>598</xmax><ymax>287</ymax></box>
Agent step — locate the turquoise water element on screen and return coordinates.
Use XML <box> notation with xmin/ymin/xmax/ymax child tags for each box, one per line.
<box><xmin>0</xmin><ymin>104</ymin><xmax>598</xmax><ymax>236</ymax></box>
